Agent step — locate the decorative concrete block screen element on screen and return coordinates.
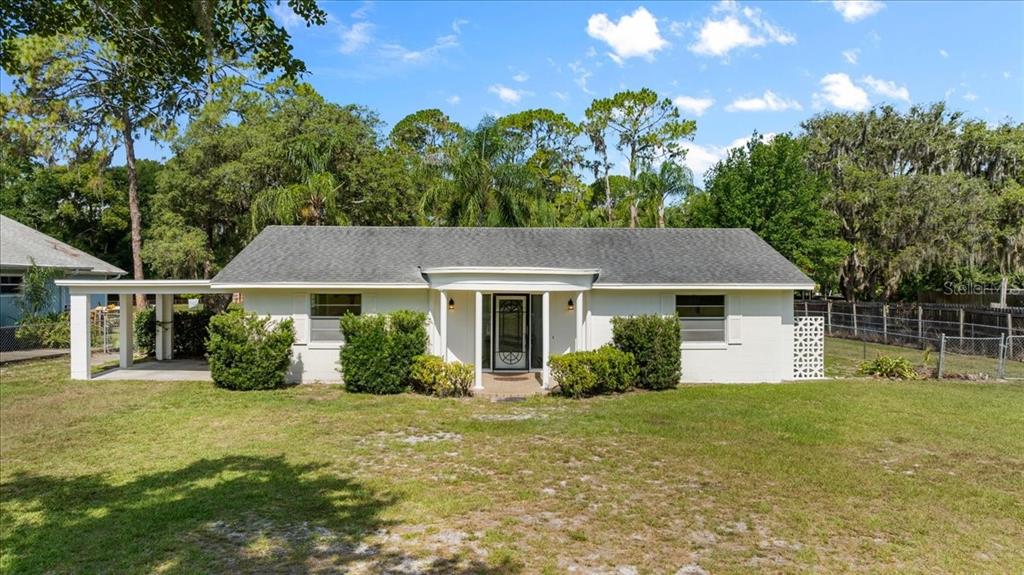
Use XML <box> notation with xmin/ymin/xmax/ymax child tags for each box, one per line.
<box><xmin>793</xmin><ymin>316</ymin><xmax>824</xmax><ymax>379</ymax></box>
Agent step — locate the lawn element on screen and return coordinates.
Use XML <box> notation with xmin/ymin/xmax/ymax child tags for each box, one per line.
<box><xmin>2</xmin><ymin>359</ymin><xmax>1023</xmax><ymax>574</ymax></box>
<box><xmin>825</xmin><ymin>335</ymin><xmax>1024</xmax><ymax>379</ymax></box>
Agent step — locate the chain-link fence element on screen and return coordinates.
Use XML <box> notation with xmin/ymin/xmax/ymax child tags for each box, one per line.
<box><xmin>0</xmin><ymin>308</ymin><xmax>121</xmax><ymax>368</ymax></box>
<box><xmin>797</xmin><ymin>300</ymin><xmax>1024</xmax><ymax>380</ymax></box>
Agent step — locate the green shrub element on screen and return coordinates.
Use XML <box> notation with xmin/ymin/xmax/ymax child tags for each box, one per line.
<box><xmin>206</xmin><ymin>310</ymin><xmax>295</xmax><ymax>391</ymax></box>
<box><xmin>611</xmin><ymin>315</ymin><xmax>681</xmax><ymax>390</ymax></box>
<box><xmin>549</xmin><ymin>352</ymin><xmax>599</xmax><ymax>398</ymax></box>
<box><xmin>134</xmin><ymin>306</ymin><xmax>215</xmax><ymax>358</ymax></box>
<box><xmin>339</xmin><ymin>310</ymin><xmax>428</xmax><ymax>394</ymax></box>
<box><xmin>15</xmin><ymin>312</ymin><xmax>71</xmax><ymax>348</ymax></box>
<box><xmin>858</xmin><ymin>355</ymin><xmax>918</xmax><ymax>379</ymax></box>
<box><xmin>588</xmin><ymin>345</ymin><xmax>639</xmax><ymax>393</ymax></box>
<box><xmin>549</xmin><ymin>345</ymin><xmax>638</xmax><ymax>398</ymax></box>
<box><xmin>409</xmin><ymin>355</ymin><xmax>475</xmax><ymax>397</ymax></box>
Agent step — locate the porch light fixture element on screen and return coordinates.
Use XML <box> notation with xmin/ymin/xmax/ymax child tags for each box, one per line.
<box><xmin>448</xmin><ymin>297</ymin><xmax>455</xmax><ymax>310</ymax></box>
<box><xmin>567</xmin><ymin>298</ymin><xmax>575</xmax><ymax>311</ymax></box>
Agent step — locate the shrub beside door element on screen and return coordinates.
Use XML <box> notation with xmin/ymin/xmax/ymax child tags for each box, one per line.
<box><xmin>339</xmin><ymin>310</ymin><xmax>428</xmax><ymax>394</ymax></box>
<box><xmin>206</xmin><ymin>310</ymin><xmax>295</xmax><ymax>391</ymax></box>
<box><xmin>611</xmin><ymin>315</ymin><xmax>681</xmax><ymax>390</ymax></box>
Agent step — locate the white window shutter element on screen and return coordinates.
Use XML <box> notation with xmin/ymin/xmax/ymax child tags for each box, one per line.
<box><xmin>727</xmin><ymin>295</ymin><xmax>742</xmax><ymax>344</ymax></box>
<box><xmin>293</xmin><ymin>294</ymin><xmax>309</xmax><ymax>344</ymax></box>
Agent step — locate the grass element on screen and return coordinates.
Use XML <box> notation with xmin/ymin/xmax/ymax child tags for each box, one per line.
<box><xmin>825</xmin><ymin>336</ymin><xmax>1024</xmax><ymax>379</ymax></box>
<box><xmin>2</xmin><ymin>358</ymin><xmax>1023</xmax><ymax>573</ymax></box>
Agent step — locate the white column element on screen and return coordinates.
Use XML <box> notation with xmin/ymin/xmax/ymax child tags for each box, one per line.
<box><xmin>439</xmin><ymin>289</ymin><xmax>448</xmax><ymax>361</ymax></box>
<box><xmin>474</xmin><ymin>291</ymin><xmax>483</xmax><ymax>390</ymax></box>
<box><xmin>119</xmin><ymin>294</ymin><xmax>134</xmax><ymax>368</ymax></box>
<box><xmin>574</xmin><ymin>291</ymin><xmax>584</xmax><ymax>352</ymax></box>
<box><xmin>541</xmin><ymin>291</ymin><xmax>550</xmax><ymax>388</ymax></box>
<box><xmin>155</xmin><ymin>294</ymin><xmax>174</xmax><ymax>360</ymax></box>
<box><xmin>69</xmin><ymin>293</ymin><xmax>91</xmax><ymax>380</ymax></box>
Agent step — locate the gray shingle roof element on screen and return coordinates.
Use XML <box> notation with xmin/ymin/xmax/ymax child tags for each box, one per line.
<box><xmin>213</xmin><ymin>226</ymin><xmax>812</xmax><ymax>287</ymax></box>
<box><xmin>0</xmin><ymin>215</ymin><xmax>126</xmax><ymax>275</ymax></box>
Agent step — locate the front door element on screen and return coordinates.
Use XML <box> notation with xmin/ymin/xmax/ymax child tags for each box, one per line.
<box><xmin>494</xmin><ymin>295</ymin><xmax>528</xmax><ymax>370</ymax></box>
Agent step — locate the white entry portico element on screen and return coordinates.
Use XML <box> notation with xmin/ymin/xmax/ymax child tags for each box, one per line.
<box><xmin>423</xmin><ymin>267</ymin><xmax>595</xmax><ymax>389</ymax></box>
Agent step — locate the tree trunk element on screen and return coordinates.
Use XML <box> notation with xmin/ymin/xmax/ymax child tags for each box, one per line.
<box><xmin>657</xmin><ymin>201</ymin><xmax>666</xmax><ymax>228</ymax></box>
<box><xmin>629</xmin><ymin>202</ymin><xmax>638</xmax><ymax>228</ymax></box>
<box><xmin>603</xmin><ymin>163</ymin><xmax>612</xmax><ymax>225</ymax></box>
<box><xmin>121</xmin><ymin>114</ymin><xmax>145</xmax><ymax>308</ymax></box>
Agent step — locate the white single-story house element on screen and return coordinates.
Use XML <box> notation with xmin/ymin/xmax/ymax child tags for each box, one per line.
<box><xmin>57</xmin><ymin>226</ymin><xmax>821</xmax><ymax>388</ymax></box>
<box><xmin>1</xmin><ymin>214</ymin><xmax>124</xmax><ymax>329</ymax></box>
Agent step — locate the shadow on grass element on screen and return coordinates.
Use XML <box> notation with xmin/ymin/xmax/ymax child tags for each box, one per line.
<box><xmin>1</xmin><ymin>455</ymin><xmax>518</xmax><ymax>574</ymax></box>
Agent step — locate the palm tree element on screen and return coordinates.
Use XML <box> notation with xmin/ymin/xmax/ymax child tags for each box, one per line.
<box><xmin>433</xmin><ymin>119</ymin><xmax>540</xmax><ymax>227</ymax></box>
<box><xmin>640</xmin><ymin>161</ymin><xmax>698</xmax><ymax>228</ymax></box>
<box><xmin>251</xmin><ymin>141</ymin><xmax>342</xmax><ymax>229</ymax></box>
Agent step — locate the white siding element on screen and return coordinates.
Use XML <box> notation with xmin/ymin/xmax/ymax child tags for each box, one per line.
<box><xmin>588</xmin><ymin>289</ymin><xmax>794</xmax><ymax>383</ymax></box>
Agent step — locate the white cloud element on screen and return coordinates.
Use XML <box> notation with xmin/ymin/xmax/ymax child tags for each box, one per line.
<box><xmin>271</xmin><ymin>4</ymin><xmax>305</xmax><ymax>29</ymax></box>
<box><xmin>452</xmin><ymin>18</ymin><xmax>469</xmax><ymax>33</ymax></box>
<box><xmin>673</xmin><ymin>95</ymin><xmax>715</xmax><ymax>116</ymax></box>
<box><xmin>586</xmin><ymin>7</ymin><xmax>668</xmax><ymax>63</ymax></box>
<box><xmin>489</xmin><ymin>84</ymin><xmax>529</xmax><ymax>104</ymax></box>
<box><xmin>553</xmin><ymin>91</ymin><xmax>569</xmax><ymax>101</ymax></box>
<box><xmin>725</xmin><ymin>90</ymin><xmax>801</xmax><ymax>112</ymax></box>
<box><xmin>1004</xmin><ymin>71</ymin><xmax>1012</xmax><ymax>79</ymax></box>
<box><xmin>380</xmin><ymin>34</ymin><xmax>458</xmax><ymax>63</ymax></box>
<box><xmin>512</xmin><ymin>72</ymin><xmax>529</xmax><ymax>83</ymax></box>
<box><xmin>814</xmin><ymin>73</ymin><xmax>871</xmax><ymax>110</ymax></box>
<box><xmin>862</xmin><ymin>75</ymin><xmax>910</xmax><ymax>102</ymax></box>
<box><xmin>339</xmin><ymin>22</ymin><xmax>374</xmax><ymax>54</ymax></box>
<box><xmin>568</xmin><ymin>60</ymin><xmax>594</xmax><ymax>94</ymax></box>
<box><xmin>446</xmin><ymin>95</ymin><xmax>460</xmax><ymax>105</ymax></box>
<box><xmin>669</xmin><ymin>21</ymin><xmax>689</xmax><ymax>38</ymax></box>
<box><xmin>842</xmin><ymin>48</ymin><xmax>860</xmax><ymax>64</ymax></box>
<box><xmin>682</xmin><ymin>133</ymin><xmax>776</xmax><ymax>181</ymax></box>
<box><xmin>351</xmin><ymin>1</ymin><xmax>373</xmax><ymax>19</ymax></box>
<box><xmin>963</xmin><ymin>91</ymin><xmax>978</xmax><ymax>102</ymax></box>
<box><xmin>690</xmin><ymin>1</ymin><xmax>795</xmax><ymax>57</ymax></box>
<box><xmin>832</xmin><ymin>1</ymin><xmax>885</xmax><ymax>22</ymax></box>
<box><xmin>938</xmin><ymin>48</ymin><xmax>949</xmax><ymax>58</ymax></box>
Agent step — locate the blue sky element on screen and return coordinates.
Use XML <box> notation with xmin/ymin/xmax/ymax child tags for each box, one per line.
<box><xmin>145</xmin><ymin>0</ymin><xmax>1023</xmax><ymax>181</ymax></box>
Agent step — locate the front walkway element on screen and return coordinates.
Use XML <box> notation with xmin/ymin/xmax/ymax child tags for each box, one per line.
<box><xmin>93</xmin><ymin>358</ymin><xmax>211</xmax><ymax>381</ymax></box>
<box><xmin>476</xmin><ymin>372</ymin><xmax>547</xmax><ymax>399</ymax></box>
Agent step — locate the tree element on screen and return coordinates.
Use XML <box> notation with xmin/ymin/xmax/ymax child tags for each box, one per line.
<box><xmin>693</xmin><ymin>133</ymin><xmax>848</xmax><ymax>291</ymax></box>
<box><xmin>495</xmin><ymin>109</ymin><xmax>585</xmax><ymax>200</ymax></box>
<box><xmin>585</xmin><ymin>89</ymin><xmax>696</xmax><ymax>227</ymax></box>
<box><xmin>639</xmin><ymin>161</ymin><xmax>698</xmax><ymax>228</ymax></box>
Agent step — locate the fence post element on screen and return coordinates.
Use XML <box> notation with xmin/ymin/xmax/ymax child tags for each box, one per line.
<box><xmin>1008</xmin><ymin>313</ymin><xmax>1013</xmax><ymax>339</ymax></box>
<box><xmin>827</xmin><ymin>300</ymin><xmax>833</xmax><ymax>336</ymax></box>
<box><xmin>853</xmin><ymin>302</ymin><xmax>858</xmax><ymax>337</ymax></box>
<box><xmin>959</xmin><ymin>308</ymin><xmax>965</xmax><ymax>339</ymax></box>
<box><xmin>917</xmin><ymin>305</ymin><xmax>923</xmax><ymax>340</ymax></box>
<box><xmin>804</xmin><ymin>300</ymin><xmax>809</xmax><ymax>317</ymax></box>
<box><xmin>883</xmin><ymin>304</ymin><xmax>889</xmax><ymax>344</ymax></box>
<box><xmin>938</xmin><ymin>333</ymin><xmax>946</xmax><ymax>379</ymax></box>
<box><xmin>998</xmin><ymin>334</ymin><xmax>1006</xmax><ymax>380</ymax></box>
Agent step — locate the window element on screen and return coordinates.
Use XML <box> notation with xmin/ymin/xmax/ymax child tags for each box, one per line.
<box><xmin>0</xmin><ymin>276</ymin><xmax>22</xmax><ymax>295</ymax></box>
<box><xmin>310</xmin><ymin>294</ymin><xmax>361</xmax><ymax>342</ymax></box>
<box><xmin>676</xmin><ymin>295</ymin><xmax>726</xmax><ymax>342</ymax></box>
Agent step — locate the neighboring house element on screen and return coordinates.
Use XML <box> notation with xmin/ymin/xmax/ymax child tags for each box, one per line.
<box><xmin>59</xmin><ymin>226</ymin><xmax>816</xmax><ymax>385</ymax></box>
<box><xmin>0</xmin><ymin>214</ymin><xmax>125</xmax><ymax>327</ymax></box>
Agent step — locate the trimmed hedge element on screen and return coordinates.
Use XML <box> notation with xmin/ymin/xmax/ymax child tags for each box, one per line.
<box><xmin>611</xmin><ymin>315</ymin><xmax>681</xmax><ymax>390</ymax></box>
<box><xmin>206</xmin><ymin>310</ymin><xmax>295</xmax><ymax>391</ymax></box>
<box><xmin>549</xmin><ymin>345</ymin><xmax>638</xmax><ymax>398</ymax></box>
<box><xmin>135</xmin><ymin>307</ymin><xmax>215</xmax><ymax>358</ymax></box>
<box><xmin>339</xmin><ymin>310</ymin><xmax>428</xmax><ymax>394</ymax></box>
<box><xmin>409</xmin><ymin>355</ymin><xmax>475</xmax><ymax>397</ymax></box>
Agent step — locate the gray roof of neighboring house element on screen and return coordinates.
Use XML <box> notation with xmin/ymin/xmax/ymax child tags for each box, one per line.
<box><xmin>0</xmin><ymin>214</ymin><xmax>126</xmax><ymax>275</ymax></box>
<box><xmin>213</xmin><ymin>226</ymin><xmax>813</xmax><ymax>287</ymax></box>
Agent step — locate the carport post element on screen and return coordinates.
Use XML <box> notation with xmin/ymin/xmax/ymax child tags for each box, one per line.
<box><xmin>69</xmin><ymin>293</ymin><xmax>91</xmax><ymax>380</ymax></box>
<box><xmin>156</xmin><ymin>294</ymin><xmax>174</xmax><ymax>360</ymax></box>
<box><xmin>118</xmin><ymin>294</ymin><xmax>134</xmax><ymax>368</ymax></box>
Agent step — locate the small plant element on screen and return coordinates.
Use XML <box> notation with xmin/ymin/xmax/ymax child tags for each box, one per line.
<box><xmin>15</xmin><ymin>312</ymin><xmax>71</xmax><ymax>348</ymax></box>
<box><xmin>339</xmin><ymin>310</ymin><xmax>428</xmax><ymax>394</ymax></box>
<box><xmin>409</xmin><ymin>355</ymin><xmax>475</xmax><ymax>397</ymax></box>
<box><xmin>858</xmin><ymin>355</ymin><xmax>918</xmax><ymax>379</ymax></box>
<box><xmin>135</xmin><ymin>306</ymin><xmax>215</xmax><ymax>357</ymax></box>
<box><xmin>206</xmin><ymin>310</ymin><xmax>295</xmax><ymax>390</ymax></box>
<box><xmin>611</xmin><ymin>315</ymin><xmax>681</xmax><ymax>390</ymax></box>
<box><xmin>549</xmin><ymin>346</ymin><xmax>638</xmax><ymax>398</ymax></box>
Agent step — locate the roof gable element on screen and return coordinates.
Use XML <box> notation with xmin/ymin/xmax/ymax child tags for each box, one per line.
<box><xmin>0</xmin><ymin>215</ymin><xmax>126</xmax><ymax>275</ymax></box>
<box><xmin>213</xmin><ymin>226</ymin><xmax>812</xmax><ymax>287</ymax></box>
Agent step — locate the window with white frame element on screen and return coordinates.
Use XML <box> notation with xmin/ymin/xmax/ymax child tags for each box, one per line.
<box><xmin>310</xmin><ymin>294</ymin><xmax>361</xmax><ymax>342</ymax></box>
<box><xmin>676</xmin><ymin>295</ymin><xmax>726</xmax><ymax>342</ymax></box>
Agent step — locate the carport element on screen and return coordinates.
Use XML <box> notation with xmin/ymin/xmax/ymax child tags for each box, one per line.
<box><xmin>54</xmin><ymin>279</ymin><xmax>232</xmax><ymax>380</ymax></box>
